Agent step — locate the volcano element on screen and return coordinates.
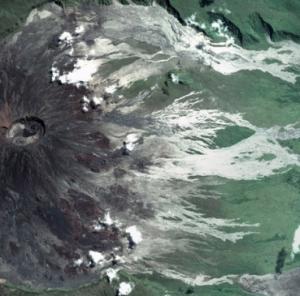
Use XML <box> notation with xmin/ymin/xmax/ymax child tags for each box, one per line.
<box><xmin>0</xmin><ymin>3</ymin><xmax>153</xmax><ymax>287</ymax></box>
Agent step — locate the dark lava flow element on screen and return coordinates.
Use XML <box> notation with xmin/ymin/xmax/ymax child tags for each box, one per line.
<box><xmin>0</xmin><ymin>4</ymin><xmax>152</xmax><ymax>288</ymax></box>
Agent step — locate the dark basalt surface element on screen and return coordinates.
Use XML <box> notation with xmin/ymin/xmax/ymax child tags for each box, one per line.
<box><xmin>240</xmin><ymin>268</ymin><xmax>300</xmax><ymax>296</ymax></box>
<box><xmin>0</xmin><ymin>4</ymin><xmax>151</xmax><ymax>288</ymax></box>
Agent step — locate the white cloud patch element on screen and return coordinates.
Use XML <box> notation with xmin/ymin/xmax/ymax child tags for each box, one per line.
<box><xmin>292</xmin><ymin>225</ymin><xmax>300</xmax><ymax>259</ymax></box>
<box><xmin>126</xmin><ymin>226</ymin><xmax>143</xmax><ymax>245</ymax></box>
<box><xmin>88</xmin><ymin>251</ymin><xmax>105</xmax><ymax>265</ymax></box>
<box><xmin>118</xmin><ymin>282</ymin><xmax>134</xmax><ymax>296</ymax></box>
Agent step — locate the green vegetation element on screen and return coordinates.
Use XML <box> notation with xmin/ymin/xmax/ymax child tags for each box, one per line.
<box><xmin>214</xmin><ymin>126</ymin><xmax>255</xmax><ymax>148</ymax></box>
<box><xmin>217</xmin><ymin>168</ymin><xmax>300</xmax><ymax>275</ymax></box>
<box><xmin>169</xmin><ymin>0</ymin><xmax>300</xmax><ymax>49</ymax></box>
<box><xmin>0</xmin><ymin>0</ymin><xmax>46</xmax><ymax>38</ymax></box>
